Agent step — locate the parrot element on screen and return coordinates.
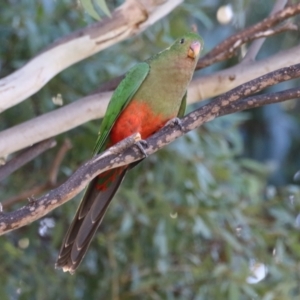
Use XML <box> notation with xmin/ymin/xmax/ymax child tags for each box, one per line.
<box><xmin>55</xmin><ymin>32</ymin><xmax>203</xmax><ymax>274</ymax></box>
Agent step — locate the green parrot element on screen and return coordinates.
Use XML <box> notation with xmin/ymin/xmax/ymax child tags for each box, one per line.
<box><xmin>56</xmin><ymin>32</ymin><xmax>203</xmax><ymax>274</ymax></box>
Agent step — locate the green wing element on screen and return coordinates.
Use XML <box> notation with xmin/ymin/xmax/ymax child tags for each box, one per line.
<box><xmin>93</xmin><ymin>62</ymin><xmax>150</xmax><ymax>154</ymax></box>
<box><xmin>177</xmin><ymin>91</ymin><xmax>187</xmax><ymax>118</ymax></box>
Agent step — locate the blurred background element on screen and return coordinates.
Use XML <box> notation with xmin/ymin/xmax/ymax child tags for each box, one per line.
<box><xmin>1</xmin><ymin>0</ymin><xmax>300</xmax><ymax>299</ymax></box>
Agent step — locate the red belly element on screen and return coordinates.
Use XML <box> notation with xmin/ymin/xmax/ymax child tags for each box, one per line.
<box><xmin>110</xmin><ymin>100</ymin><xmax>171</xmax><ymax>145</ymax></box>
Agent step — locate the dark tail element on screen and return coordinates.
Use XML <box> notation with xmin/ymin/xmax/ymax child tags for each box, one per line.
<box><xmin>55</xmin><ymin>167</ymin><xmax>127</xmax><ymax>274</ymax></box>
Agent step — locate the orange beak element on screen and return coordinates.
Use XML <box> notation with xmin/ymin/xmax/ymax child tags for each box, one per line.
<box><xmin>188</xmin><ymin>41</ymin><xmax>201</xmax><ymax>59</ymax></box>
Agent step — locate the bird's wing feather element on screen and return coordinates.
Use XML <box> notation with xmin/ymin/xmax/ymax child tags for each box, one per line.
<box><xmin>93</xmin><ymin>62</ymin><xmax>150</xmax><ymax>154</ymax></box>
<box><xmin>177</xmin><ymin>91</ymin><xmax>187</xmax><ymax>118</ymax></box>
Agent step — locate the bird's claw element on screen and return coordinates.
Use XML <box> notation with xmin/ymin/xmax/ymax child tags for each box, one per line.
<box><xmin>135</xmin><ymin>140</ymin><xmax>148</xmax><ymax>158</ymax></box>
<box><xmin>165</xmin><ymin>117</ymin><xmax>184</xmax><ymax>131</ymax></box>
<box><xmin>28</xmin><ymin>196</ymin><xmax>36</xmax><ymax>205</ymax></box>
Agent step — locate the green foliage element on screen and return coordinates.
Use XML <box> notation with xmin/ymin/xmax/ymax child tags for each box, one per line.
<box><xmin>80</xmin><ymin>0</ymin><xmax>111</xmax><ymax>20</ymax></box>
<box><xmin>1</xmin><ymin>0</ymin><xmax>300</xmax><ymax>299</ymax></box>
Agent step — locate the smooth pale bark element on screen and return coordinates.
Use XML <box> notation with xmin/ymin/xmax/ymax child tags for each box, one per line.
<box><xmin>0</xmin><ymin>45</ymin><xmax>299</xmax><ymax>158</ymax></box>
<box><xmin>0</xmin><ymin>0</ymin><xmax>183</xmax><ymax>112</ymax></box>
<box><xmin>188</xmin><ymin>45</ymin><xmax>300</xmax><ymax>102</ymax></box>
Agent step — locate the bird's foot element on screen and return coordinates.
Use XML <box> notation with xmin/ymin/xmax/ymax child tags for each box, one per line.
<box><xmin>135</xmin><ymin>140</ymin><xmax>148</xmax><ymax>158</ymax></box>
<box><xmin>165</xmin><ymin>117</ymin><xmax>184</xmax><ymax>131</ymax></box>
<box><xmin>28</xmin><ymin>196</ymin><xmax>36</xmax><ymax>205</ymax></box>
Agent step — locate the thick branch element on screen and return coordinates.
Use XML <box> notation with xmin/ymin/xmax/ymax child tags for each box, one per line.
<box><xmin>220</xmin><ymin>87</ymin><xmax>300</xmax><ymax>116</ymax></box>
<box><xmin>0</xmin><ymin>0</ymin><xmax>183</xmax><ymax>112</ymax></box>
<box><xmin>1</xmin><ymin>47</ymin><xmax>300</xmax><ymax>158</ymax></box>
<box><xmin>1</xmin><ymin>65</ymin><xmax>300</xmax><ymax>234</ymax></box>
<box><xmin>0</xmin><ymin>134</ymin><xmax>141</xmax><ymax>234</ymax></box>
<box><xmin>188</xmin><ymin>45</ymin><xmax>300</xmax><ymax>103</ymax></box>
<box><xmin>0</xmin><ymin>93</ymin><xmax>111</xmax><ymax>158</ymax></box>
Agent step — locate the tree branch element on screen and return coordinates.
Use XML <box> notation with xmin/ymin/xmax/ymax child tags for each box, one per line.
<box><xmin>0</xmin><ymin>93</ymin><xmax>111</xmax><ymax>158</ymax></box>
<box><xmin>0</xmin><ymin>139</ymin><xmax>56</xmax><ymax>181</ymax></box>
<box><xmin>1</xmin><ymin>2</ymin><xmax>300</xmax><ymax>157</ymax></box>
<box><xmin>220</xmin><ymin>87</ymin><xmax>300</xmax><ymax>116</ymax></box>
<box><xmin>2</xmin><ymin>139</ymin><xmax>72</xmax><ymax>209</ymax></box>
<box><xmin>1</xmin><ymin>63</ymin><xmax>300</xmax><ymax>235</ymax></box>
<box><xmin>197</xmin><ymin>2</ymin><xmax>300</xmax><ymax>69</ymax></box>
<box><xmin>0</xmin><ymin>133</ymin><xmax>141</xmax><ymax>234</ymax></box>
<box><xmin>93</xmin><ymin>18</ymin><xmax>298</xmax><ymax>95</ymax></box>
<box><xmin>88</xmin><ymin>1</ymin><xmax>299</xmax><ymax>95</ymax></box>
<box><xmin>48</xmin><ymin>139</ymin><xmax>72</xmax><ymax>185</ymax></box>
<box><xmin>188</xmin><ymin>44</ymin><xmax>300</xmax><ymax>103</ymax></box>
<box><xmin>0</xmin><ymin>0</ymin><xmax>183</xmax><ymax>112</ymax></box>
<box><xmin>242</xmin><ymin>0</ymin><xmax>288</xmax><ymax>63</ymax></box>
<box><xmin>1</xmin><ymin>44</ymin><xmax>300</xmax><ymax>158</ymax></box>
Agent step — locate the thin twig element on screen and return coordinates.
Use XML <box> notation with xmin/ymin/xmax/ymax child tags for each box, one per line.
<box><xmin>2</xmin><ymin>139</ymin><xmax>72</xmax><ymax>209</ymax></box>
<box><xmin>243</xmin><ymin>0</ymin><xmax>288</xmax><ymax>63</ymax></box>
<box><xmin>2</xmin><ymin>183</ymin><xmax>52</xmax><ymax>210</ymax></box>
<box><xmin>197</xmin><ymin>3</ymin><xmax>300</xmax><ymax>69</ymax></box>
<box><xmin>0</xmin><ymin>139</ymin><xmax>56</xmax><ymax>181</ymax></box>
<box><xmin>49</xmin><ymin>139</ymin><xmax>72</xmax><ymax>185</ymax></box>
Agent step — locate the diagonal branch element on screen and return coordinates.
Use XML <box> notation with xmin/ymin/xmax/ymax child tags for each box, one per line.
<box><xmin>242</xmin><ymin>0</ymin><xmax>288</xmax><ymax>63</ymax></box>
<box><xmin>1</xmin><ymin>2</ymin><xmax>300</xmax><ymax>157</ymax></box>
<box><xmin>91</xmin><ymin>1</ymin><xmax>299</xmax><ymax>94</ymax></box>
<box><xmin>1</xmin><ymin>63</ymin><xmax>300</xmax><ymax>235</ymax></box>
<box><xmin>2</xmin><ymin>139</ymin><xmax>72</xmax><ymax>209</ymax></box>
<box><xmin>188</xmin><ymin>44</ymin><xmax>300</xmax><ymax>103</ymax></box>
<box><xmin>1</xmin><ymin>47</ymin><xmax>300</xmax><ymax>158</ymax></box>
<box><xmin>0</xmin><ymin>92</ymin><xmax>112</xmax><ymax>158</ymax></box>
<box><xmin>0</xmin><ymin>139</ymin><xmax>56</xmax><ymax>181</ymax></box>
<box><xmin>48</xmin><ymin>139</ymin><xmax>72</xmax><ymax>185</ymax></box>
<box><xmin>94</xmin><ymin>19</ymin><xmax>298</xmax><ymax>94</ymax></box>
<box><xmin>197</xmin><ymin>2</ymin><xmax>300</xmax><ymax>69</ymax></box>
<box><xmin>0</xmin><ymin>0</ymin><xmax>183</xmax><ymax>113</ymax></box>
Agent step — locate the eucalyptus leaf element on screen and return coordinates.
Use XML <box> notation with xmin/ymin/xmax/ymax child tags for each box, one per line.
<box><xmin>80</xmin><ymin>0</ymin><xmax>101</xmax><ymax>20</ymax></box>
<box><xmin>95</xmin><ymin>0</ymin><xmax>111</xmax><ymax>17</ymax></box>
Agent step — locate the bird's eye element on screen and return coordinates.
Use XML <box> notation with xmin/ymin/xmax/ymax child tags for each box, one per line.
<box><xmin>180</xmin><ymin>38</ymin><xmax>185</xmax><ymax>44</ymax></box>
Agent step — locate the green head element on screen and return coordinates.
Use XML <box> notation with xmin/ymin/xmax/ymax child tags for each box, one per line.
<box><xmin>140</xmin><ymin>32</ymin><xmax>204</xmax><ymax>112</ymax></box>
<box><xmin>168</xmin><ymin>32</ymin><xmax>203</xmax><ymax>61</ymax></box>
<box><xmin>148</xmin><ymin>32</ymin><xmax>204</xmax><ymax>66</ymax></box>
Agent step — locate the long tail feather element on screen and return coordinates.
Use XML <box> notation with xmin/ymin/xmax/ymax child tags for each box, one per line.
<box><xmin>55</xmin><ymin>167</ymin><xmax>127</xmax><ymax>274</ymax></box>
